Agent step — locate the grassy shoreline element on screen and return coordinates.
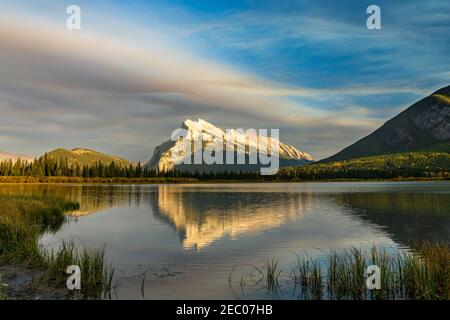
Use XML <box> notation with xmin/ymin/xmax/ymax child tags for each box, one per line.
<box><xmin>0</xmin><ymin>195</ymin><xmax>114</xmax><ymax>299</ymax></box>
<box><xmin>0</xmin><ymin>176</ymin><xmax>448</xmax><ymax>184</ymax></box>
<box><xmin>0</xmin><ymin>176</ymin><xmax>199</xmax><ymax>184</ymax></box>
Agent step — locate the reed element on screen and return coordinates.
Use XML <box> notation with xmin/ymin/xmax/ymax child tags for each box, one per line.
<box><xmin>266</xmin><ymin>259</ymin><xmax>281</xmax><ymax>293</ymax></box>
<box><xmin>244</xmin><ymin>244</ymin><xmax>449</xmax><ymax>300</ymax></box>
<box><xmin>39</xmin><ymin>241</ymin><xmax>114</xmax><ymax>299</ymax></box>
<box><xmin>402</xmin><ymin>243</ymin><xmax>450</xmax><ymax>299</ymax></box>
<box><xmin>0</xmin><ymin>195</ymin><xmax>77</xmax><ymax>265</ymax></box>
<box><xmin>294</xmin><ymin>255</ymin><xmax>323</xmax><ymax>299</ymax></box>
<box><xmin>0</xmin><ymin>195</ymin><xmax>113</xmax><ymax>299</ymax></box>
<box><xmin>0</xmin><ymin>273</ymin><xmax>5</xmax><ymax>300</ymax></box>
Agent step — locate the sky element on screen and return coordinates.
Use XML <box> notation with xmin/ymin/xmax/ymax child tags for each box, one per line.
<box><xmin>0</xmin><ymin>0</ymin><xmax>449</xmax><ymax>161</ymax></box>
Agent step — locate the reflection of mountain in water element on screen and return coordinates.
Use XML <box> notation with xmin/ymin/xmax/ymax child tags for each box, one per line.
<box><xmin>2</xmin><ymin>184</ymin><xmax>448</xmax><ymax>249</ymax></box>
<box><xmin>152</xmin><ymin>186</ymin><xmax>314</xmax><ymax>250</ymax></box>
<box><xmin>335</xmin><ymin>192</ymin><xmax>450</xmax><ymax>245</ymax></box>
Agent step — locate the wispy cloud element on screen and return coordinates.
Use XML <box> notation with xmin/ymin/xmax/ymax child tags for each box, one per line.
<box><xmin>0</xmin><ymin>15</ymin><xmax>389</xmax><ymax>159</ymax></box>
<box><xmin>0</xmin><ymin>0</ymin><xmax>448</xmax><ymax>160</ymax></box>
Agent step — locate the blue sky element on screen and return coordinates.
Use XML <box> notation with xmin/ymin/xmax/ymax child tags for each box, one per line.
<box><xmin>0</xmin><ymin>0</ymin><xmax>449</xmax><ymax>160</ymax></box>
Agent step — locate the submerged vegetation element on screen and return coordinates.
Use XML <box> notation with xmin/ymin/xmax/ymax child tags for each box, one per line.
<box><xmin>0</xmin><ymin>195</ymin><xmax>114</xmax><ymax>299</ymax></box>
<box><xmin>232</xmin><ymin>244</ymin><xmax>450</xmax><ymax>300</ymax></box>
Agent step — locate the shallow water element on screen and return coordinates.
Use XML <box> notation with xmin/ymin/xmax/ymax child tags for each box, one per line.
<box><xmin>1</xmin><ymin>182</ymin><xmax>449</xmax><ymax>299</ymax></box>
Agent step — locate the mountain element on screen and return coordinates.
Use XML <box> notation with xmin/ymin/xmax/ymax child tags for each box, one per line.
<box><xmin>0</xmin><ymin>150</ymin><xmax>34</xmax><ymax>162</ymax></box>
<box><xmin>280</xmin><ymin>152</ymin><xmax>450</xmax><ymax>180</ymax></box>
<box><xmin>322</xmin><ymin>85</ymin><xmax>450</xmax><ymax>162</ymax></box>
<box><xmin>145</xmin><ymin>118</ymin><xmax>314</xmax><ymax>173</ymax></box>
<box><xmin>43</xmin><ymin>148</ymin><xmax>132</xmax><ymax>167</ymax></box>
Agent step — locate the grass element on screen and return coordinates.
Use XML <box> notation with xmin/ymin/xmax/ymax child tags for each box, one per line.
<box><xmin>0</xmin><ymin>195</ymin><xmax>114</xmax><ymax>299</ymax></box>
<box><xmin>323</xmin><ymin>246</ymin><xmax>400</xmax><ymax>299</ymax></box>
<box><xmin>294</xmin><ymin>255</ymin><xmax>323</xmax><ymax>299</ymax></box>
<box><xmin>39</xmin><ymin>241</ymin><xmax>114</xmax><ymax>299</ymax></box>
<box><xmin>0</xmin><ymin>273</ymin><xmax>5</xmax><ymax>300</ymax></box>
<box><xmin>0</xmin><ymin>195</ymin><xmax>78</xmax><ymax>265</ymax></box>
<box><xmin>313</xmin><ymin>244</ymin><xmax>449</xmax><ymax>300</ymax></box>
<box><xmin>266</xmin><ymin>260</ymin><xmax>282</xmax><ymax>293</ymax></box>
<box><xmin>402</xmin><ymin>243</ymin><xmax>450</xmax><ymax>299</ymax></box>
<box><xmin>236</xmin><ymin>244</ymin><xmax>449</xmax><ymax>300</ymax></box>
<box><xmin>0</xmin><ymin>176</ymin><xmax>199</xmax><ymax>184</ymax></box>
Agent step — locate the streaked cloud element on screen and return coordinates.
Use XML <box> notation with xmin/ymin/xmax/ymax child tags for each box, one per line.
<box><xmin>0</xmin><ymin>0</ymin><xmax>448</xmax><ymax>160</ymax></box>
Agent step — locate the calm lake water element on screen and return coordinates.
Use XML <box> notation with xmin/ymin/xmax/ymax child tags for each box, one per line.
<box><xmin>1</xmin><ymin>182</ymin><xmax>449</xmax><ymax>299</ymax></box>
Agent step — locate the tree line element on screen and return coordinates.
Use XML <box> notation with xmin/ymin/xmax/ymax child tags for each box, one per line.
<box><xmin>0</xmin><ymin>152</ymin><xmax>448</xmax><ymax>180</ymax></box>
<box><xmin>0</xmin><ymin>155</ymin><xmax>263</xmax><ymax>179</ymax></box>
<box><xmin>0</xmin><ymin>155</ymin><xmax>148</xmax><ymax>178</ymax></box>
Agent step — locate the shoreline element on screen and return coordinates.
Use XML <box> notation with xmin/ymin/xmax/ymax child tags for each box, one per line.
<box><xmin>0</xmin><ymin>177</ymin><xmax>449</xmax><ymax>184</ymax></box>
<box><xmin>0</xmin><ymin>265</ymin><xmax>67</xmax><ymax>300</ymax></box>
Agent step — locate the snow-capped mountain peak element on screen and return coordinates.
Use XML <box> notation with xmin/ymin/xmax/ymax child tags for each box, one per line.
<box><xmin>145</xmin><ymin>119</ymin><xmax>314</xmax><ymax>173</ymax></box>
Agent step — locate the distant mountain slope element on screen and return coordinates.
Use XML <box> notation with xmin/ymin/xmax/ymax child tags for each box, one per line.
<box><xmin>0</xmin><ymin>150</ymin><xmax>34</xmax><ymax>162</ymax></box>
<box><xmin>145</xmin><ymin>118</ymin><xmax>314</xmax><ymax>173</ymax></box>
<box><xmin>322</xmin><ymin>85</ymin><xmax>450</xmax><ymax>162</ymax></box>
<box><xmin>43</xmin><ymin>148</ymin><xmax>131</xmax><ymax>167</ymax></box>
<box><xmin>279</xmin><ymin>152</ymin><xmax>450</xmax><ymax>180</ymax></box>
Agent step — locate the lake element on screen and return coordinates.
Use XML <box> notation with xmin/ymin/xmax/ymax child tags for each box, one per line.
<box><xmin>1</xmin><ymin>182</ymin><xmax>449</xmax><ymax>299</ymax></box>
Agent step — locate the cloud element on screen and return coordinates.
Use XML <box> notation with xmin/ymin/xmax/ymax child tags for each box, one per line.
<box><xmin>167</xmin><ymin>1</ymin><xmax>450</xmax><ymax>91</ymax></box>
<box><xmin>0</xmin><ymin>6</ymin><xmax>445</xmax><ymax>160</ymax></box>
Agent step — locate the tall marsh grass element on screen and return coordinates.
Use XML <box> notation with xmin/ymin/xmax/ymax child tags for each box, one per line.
<box><xmin>40</xmin><ymin>241</ymin><xmax>114</xmax><ymax>299</ymax></box>
<box><xmin>0</xmin><ymin>195</ymin><xmax>114</xmax><ymax>299</ymax></box>
<box><xmin>266</xmin><ymin>259</ymin><xmax>282</xmax><ymax>293</ymax></box>
<box><xmin>296</xmin><ymin>245</ymin><xmax>450</xmax><ymax>300</ymax></box>
<box><xmin>0</xmin><ymin>273</ymin><xmax>5</xmax><ymax>300</ymax></box>
<box><xmin>0</xmin><ymin>195</ymin><xmax>78</xmax><ymax>265</ymax></box>
<box><xmin>401</xmin><ymin>243</ymin><xmax>450</xmax><ymax>299</ymax></box>
<box><xmin>236</xmin><ymin>244</ymin><xmax>449</xmax><ymax>300</ymax></box>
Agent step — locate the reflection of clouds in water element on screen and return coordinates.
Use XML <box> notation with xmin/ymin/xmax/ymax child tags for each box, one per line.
<box><xmin>153</xmin><ymin>185</ymin><xmax>315</xmax><ymax>250</ymax></box>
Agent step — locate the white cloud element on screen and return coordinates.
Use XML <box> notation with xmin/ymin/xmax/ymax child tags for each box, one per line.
<box><xmin>0</xmin><ymin>13</ymin><xmax>438</xmax><ymax>160</ymax></box>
